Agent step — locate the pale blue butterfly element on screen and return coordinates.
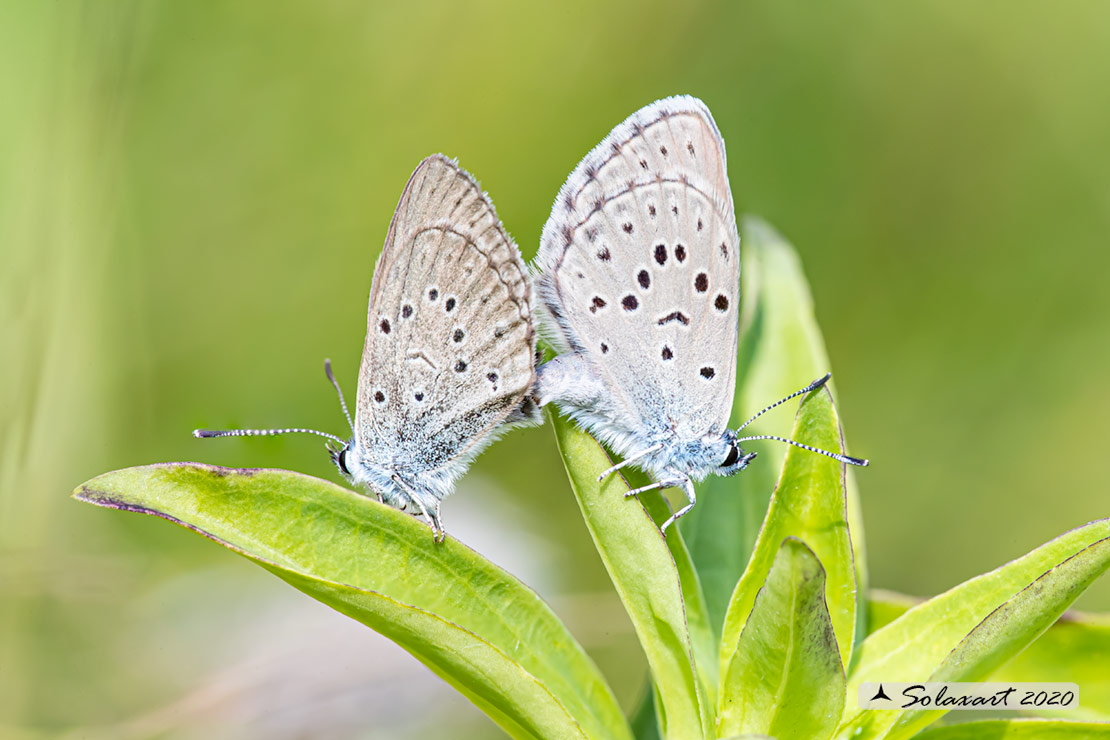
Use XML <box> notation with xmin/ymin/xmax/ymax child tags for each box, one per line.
<box><xmin>533</xmin><ymin>96</ymin><xmax>867</xmax><ymax>532</ymax></box>
<box><xmin>196</xmin><ymin>155</ymin><xmax>541</xmax><ymax>541</ymax></box>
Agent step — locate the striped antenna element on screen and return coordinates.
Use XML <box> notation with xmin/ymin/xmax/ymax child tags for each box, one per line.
<box><xmin>736</xmin><ymin>373</ymin><xmax>831</xmax><ymax>432</ymax></box>
<box><xmin>732</xmin><ymin>373</ymin><xmax>869</xmax><ymax>467</ymax></box>
<box><xmin>734</xmin><ymin>434</ymin><xmax>869</xmax><ymax>467</ymax></box>
<box><xmin>324</xmin><ymin>358</ymin><xmax>355</xmax><ymax>435</ymax></box>
<box><xmin>193</xmin><ymin>426</ymin><xmax>347</xmax><ymax>446</ymax></box>
<box><xmin>193</xmin><ymin>359</ymin><xmax>351</xmax><ymax>446</ymax></box>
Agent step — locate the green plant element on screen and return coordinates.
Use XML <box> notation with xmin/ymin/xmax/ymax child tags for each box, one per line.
<box><xmin>74</xmin><ymin>218</ymin><xmax>1110</xmax><ymax>739</ymax></box>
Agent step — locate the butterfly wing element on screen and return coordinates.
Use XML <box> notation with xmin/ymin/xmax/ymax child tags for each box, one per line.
<box><xmin>355</xmin><ymin>155</ymin><xmax>538</xmax><ymax>491</ymax></box>
<box><xmin>534</xmin><ymin>96</ymin><xmax>739</xmax><ymax>438</ymax></box>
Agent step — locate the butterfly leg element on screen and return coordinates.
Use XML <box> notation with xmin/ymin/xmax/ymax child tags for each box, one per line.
<box><xmin>392</xmin><ymin>474</ymin><xmax>445</xmax><ymax>543</ymax></box>
<box><xmin>624</xmin><ymin>479</ymin><xmax>667</xmax><ymax>498</ymax></box>
<box><xmin>431</xmin><ymin>500</ymin><xmax>445</xmax><ymax>544</ymax></box>
<box><xmin>597</xmin><ymin>443</ymin><xmax>665</xmax><ymax>482</ymax></box>
<box><xmin>659</xmin><ymin>478</ymin><xmax>696</xmax><ymax>534</ymax></box>
<box><xmin>409</xmin><ymin>495</ymin><xmax>445</xmax><ymax>544</ymax></box>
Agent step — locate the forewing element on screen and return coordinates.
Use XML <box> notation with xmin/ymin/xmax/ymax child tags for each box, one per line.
<box><xmin>534</xmin><ymin>96</ymin><xmax>739</xmax><ymax>437</ymax></box>
<box><xmin>356</xmin><ymin>155</ymin><xmax>536</xmax><ymax>481</ymax></box>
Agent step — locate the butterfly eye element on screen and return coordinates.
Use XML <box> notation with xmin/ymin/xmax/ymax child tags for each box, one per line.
<box><xmin>721</xmin><ymin>444</ymin><xmax>740</xmax><ymax>468</ymax></box>
<box><xmin>337</xmin><ymin>448</ymin><xmax>351</xmax><ymax>476</ymax></box>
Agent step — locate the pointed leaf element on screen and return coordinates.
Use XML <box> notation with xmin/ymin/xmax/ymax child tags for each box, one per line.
<box><xmin>868</xmin><ymin>592</ymin><xmax>1110</xmax><ymax>721</ymax></box>
<box><xmin>838</xmin><ymin>520</ymin><xmax>1110</xmax><ymax>740</ymax></box>
<box><xmin>719</xmin><ymin>387</ymin><xmax>858</xmax><ymax>688</ymax></box>
<box><xmin>548</xmin><ymin>411</ymin><xmax>709</xmax><ymax>740</ymax></box>
<box><xmin>74</xmin><ymin>464</ymin><xmax>631</xmax><ymax>740</ymax></box>
<box><xmin>718</xmin><ymin>538</ymin><xmax>844</xmax><ymax>740</ymax></box>
<box><xmin>626</xmin><ymin>462</ymin><xmax>719</xmax><ymax>709</ymax></box>
<box><xmin>991</xmin><ymin>611</ymin><xmax>1110</xmax><ymax>721</ymax></box>
<box><xmin>885</xmin><ymin>536</ymin><xmax>1110</xmax><ymax>740</ymax></box>
<box><xmin>681</xmin><ymin>216</ymin><xmax>869</xmax><ymax>640</ymax></box>
<box><xmin>912</xmin><ymin>719</ymin><xmax>1110</xmax><ymax>739</ymax></box>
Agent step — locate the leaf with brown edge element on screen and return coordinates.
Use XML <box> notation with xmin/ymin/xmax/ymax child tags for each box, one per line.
<box><xmin>74</xmin><ymin>463</ymin><xmax>631</xmax><ymax>740</ymax></box>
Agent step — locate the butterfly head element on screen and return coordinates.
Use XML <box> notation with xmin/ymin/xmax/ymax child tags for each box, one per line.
<box><xmin>327</xmin><ymin>439</ymin><xmax>355</xmax><ymax>480</ymax></box>
<box><xmin>718</xmin><ymin>430</ymin><xmax>757</xmax><ymax>476</ymax></box>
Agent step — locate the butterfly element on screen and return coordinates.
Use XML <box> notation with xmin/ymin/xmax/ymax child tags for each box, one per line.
<box><xmin>532</xmin><ymin>96</ymin><xmax>867</xmax><ymax>532</ymax></box>
<box><xmin>196</xmin><ymin>154</ymin><xmax>541</xmax><ymax>541</ymax></box>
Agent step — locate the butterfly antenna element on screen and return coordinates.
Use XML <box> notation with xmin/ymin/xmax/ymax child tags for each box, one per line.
<box><xmin>193</xmin><ymin>426</ymin><xmax>347</xmax><ymax>446</ymax></box>
<box><xmin>324</xmin><ymin>358</ymin><xmax>355</xmax><ymax>435</ymax></box>
<box><xmin>735</xmin><ymin>373</ymin><xmax>832</xmax><ymax>432</ymax></box>
<box><xmin>733</xmin><ymin>434</ymin><xmax>868</xmax><ymax>467</ymax></box>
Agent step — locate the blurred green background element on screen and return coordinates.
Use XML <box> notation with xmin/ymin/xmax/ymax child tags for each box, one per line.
<box><xmin>3</xmin><ymin>1</ymin><xmax>1108</xmax><ymax>737</ymax></box>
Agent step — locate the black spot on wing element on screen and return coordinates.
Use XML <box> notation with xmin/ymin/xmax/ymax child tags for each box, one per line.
<box><xmin>657</xmin><ymin>311</ymin><xmax>690</xmax><ymax>326</ymax></box>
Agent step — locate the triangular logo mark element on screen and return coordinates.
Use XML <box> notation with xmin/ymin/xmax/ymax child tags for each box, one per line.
<box><xmin>871</xmin><ymin>684</ymin><xmax>892</xmax><ymax>701</ymax></box>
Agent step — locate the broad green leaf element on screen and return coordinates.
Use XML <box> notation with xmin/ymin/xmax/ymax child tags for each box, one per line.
<box><xmin>869</xmin><ymin>591</ymin><xmax>1110</xmax><ymax>721</ymax></box>
<box><xmin>548</xmin><ymin>411</ymin><xmax>708</xmax><ymax>740</ymax></box>
<box><xmin>992</xmin><ymin>611</ymin><xmax>1110</xmax><ymax>721</ymax></box>
<box><xmin>838</xmin><ymin>520</ymin><xmax>1110</xmax><ymax>740</ymax></box>
<box><xmin>622</xmin><ymin>472</ymin><xmax>716</xmax><ymax>737</ymax></box>
<box><xmin>626</xmin><ymin>463</ymin><xmax>719</xmax><ymax>710</ymax></box>
<box><xmin>885</xmin><ymin>536</ymin><xmax>1110</xmax><ymax>740</ymax></box>
<box><xmin>718</xmin><ymin>538</ymin><xmax>844</xmax><ymax>740</ymax></box>
<box><xmin>719</xmin><ymin>387</ymin><xmax>858</xmax><ymax>686</ymax></box>
<box><xmin>913</xmin><ymin>719</ymin><xmax>1110</xmax><ymax>739</ymax></box>
<box><xmin>681</xmin><ymin>216</ymin><xmax>869</xmax><ymax>640</ymax></box>
<box><xmin>74</xmin><ymin>464</ymin><xmax>631</xmax><ymax>740</ymax></box>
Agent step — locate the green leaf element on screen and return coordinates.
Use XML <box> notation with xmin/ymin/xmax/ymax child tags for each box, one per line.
<box><xmin>991</xmin><ymin>611</ymin><xmax>1110</xmax><ymax>721</ymax></box>
<box><xmin>680</xmin><ymin>216</ymin><xmax>869</xmax><ymax>640</ymax></box>
<box><xmin>838</xmin><ymin>520</ymin><xmax>1110</xmax><ymax>740</ymax></box>
<box><xmin>912</xmin><ymin>719</ymin><xmax>1110</xmax><ymax>739</ymax></box>
<box><xmin>718</xmin><ymin>538</ymin><xmax>844</xmax><ymax>740</ymax></box>
<box><xmin>74</xmin><ymin>464</ymin><xmax>631</xmax><ymax>740</ymax></box>
<box><xmin>719</xmin><ymin>387</ymin><xmax>858</xmax><ymax>688</ymax></box>
<box><xmin>868</xmin><ymin>592</ymin><xmax>1110</xmax><ymax>721</ymax></box>
<box><xmin>865</xmin><ymin>589</ymin><xmax>922</xmax><ymax>632</ymax></box>
<box><xmin>548</xmin><ymin>411</ymin><xmax>709</xmax><ymax>740</ymax></box>
<box><xmin>886</xmin><ymin>536</ymin><xmax>1110</xmax><ymax>740</ymax></box>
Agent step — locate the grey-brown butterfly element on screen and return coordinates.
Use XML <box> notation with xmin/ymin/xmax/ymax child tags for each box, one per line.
<box><xmin>196</xmin><ymin>154</ymin><xmax>540</xmax><ymax>541</ymax></box>
<box><xmin>533</xmin><ymin>95</ymin><xmax>866</xmax><ymax>533</ymax></box>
